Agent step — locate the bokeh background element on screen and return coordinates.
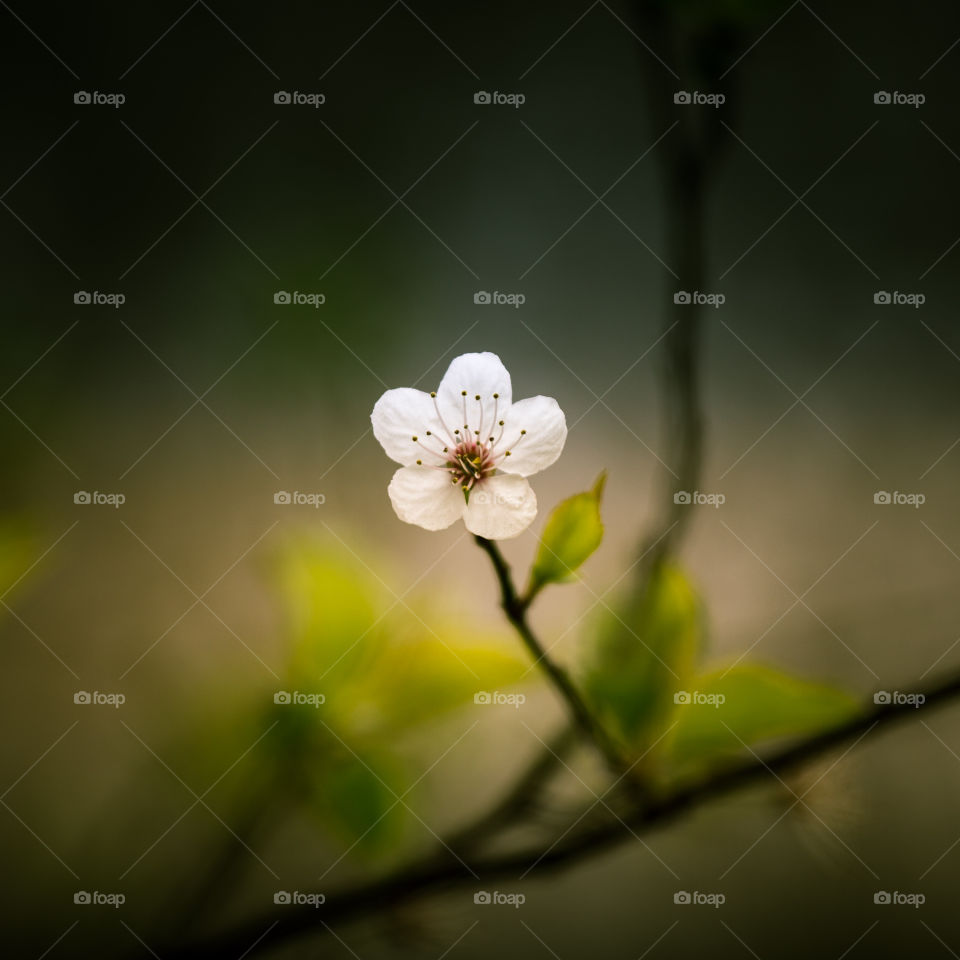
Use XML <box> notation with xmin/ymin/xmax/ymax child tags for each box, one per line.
<box><xmin>3</xmin><ymin>0</ymin><xmax>960</xmax><ymax>956</ymax></box>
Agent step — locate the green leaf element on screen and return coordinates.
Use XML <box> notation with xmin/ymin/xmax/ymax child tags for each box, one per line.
<box><xmin>305</xmin><ymin>737</ymin><xmax>406</xmax><ymax>855</ymax></box>
<box><xmin>272</xmin><ymin>538</ymin><xmax>386</xmax><ymax>687</ymax></box>
<box><xmin>668</xmin><ymin>664</ymin><xmax>859</xmax><ymax>767</ymax></box>
<box><xmin>355</xmin><ymin>633</ymin><xmax>528</xmax><ymax>731</ymax></box>
<box><xmin>583</xmin><ymin>563</ymin><xmax>701</xmax><ymax>751</ymax></box>
<box><xmin>528</xmin><ymin>473</ymin><xmax>606</xmax><ymax>593</ymax></box>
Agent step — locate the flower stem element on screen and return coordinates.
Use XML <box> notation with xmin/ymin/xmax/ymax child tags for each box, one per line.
<box><xmin>474</xmin><ymin>535</ymin><xmax>640</xmax><ymax>786</ymax></box>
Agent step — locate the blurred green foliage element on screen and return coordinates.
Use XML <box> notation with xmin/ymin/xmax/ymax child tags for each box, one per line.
<box><xmin>668</xmin><ymin>664</ymin><xmax>860</xmax><ymax>768</ymax></box>
<box><xmin>524</xmin><ymin>478</ymin><xmax>858</xmax><ymax>780</ymax></box>
<box><xmin>150</xmin><ymin>478</ymin><xmax>859</xmax><ymax>866</ymax></box>
<box><xmin>580</xmin><ymin>562</ymin><xmax>857</xmax><ymax>775</ymax></box>
<box><xmin>266</xmin><ymin>537</ymin><xmax>529</xmax><ymax>853</ymax></box>
<box><xmin>584</xmin><ymin>563</ymin><xmax>702</xmax><ymax>754</ymax></box>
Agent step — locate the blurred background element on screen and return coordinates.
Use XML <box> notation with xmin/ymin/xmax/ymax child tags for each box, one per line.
<box><xmin>2</xmin><ymin>0</ymin><xmax>960</xmax><ymax>956</ymax></box>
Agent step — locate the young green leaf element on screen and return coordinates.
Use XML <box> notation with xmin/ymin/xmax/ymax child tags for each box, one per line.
<box><xmin>528</xmin><ymin>473</ymin><xmax>606</xmax><ymax>594</ymax></box>
<box><xmin>583</xmin><ymin>562</ymin><xmax>702</xmax><ymax>753</ymax></box>
<box><xmin>667</xmin><ymin>663</ymin><xmax>859</xmax><ymax>768</ymax></box>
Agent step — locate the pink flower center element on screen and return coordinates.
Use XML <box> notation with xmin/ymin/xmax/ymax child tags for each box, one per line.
<box><xmin>408</xmin><ymin>389</ymin><xmax>529</xmax><ymax>500</ymax></box>
<box><xmin>447</xmin><ymin>439</ymin><xmax>495</xmax><ymax>492</ymax></box>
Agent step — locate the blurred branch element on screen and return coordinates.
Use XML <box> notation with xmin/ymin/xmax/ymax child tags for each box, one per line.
<box><xmin>474</xmin><ymin>535</ymin><xmax>641</xmax><ymax>786</ymax></box>
<box><xmin>629</xmin><ymin>0</ymin><xmax>745</xmax><ymax>573</ymax></box>
<box><xmin>176</xmin><ymin>793</ymin><xmax>274</xmax><ymax>936</ymax></box>
<box><xmin>167</xmin><ymin>666</ymin><xmax>960</xmax><ymax>960</ymax></box>
<box><xmin>444</xmin><ymin>724</ymin><xmax>577</xmax><ymax>854</ymax></box>
<box><xmin>166</xmin><ymin>722</ymin><xmax>575</xmax><ymax>951</ymax></box>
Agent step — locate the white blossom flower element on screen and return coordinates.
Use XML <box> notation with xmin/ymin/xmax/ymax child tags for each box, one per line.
<box><xmin>371</xmin><ymin>352</ymin><xmax>567</xmax><ymax>539</ymax></box>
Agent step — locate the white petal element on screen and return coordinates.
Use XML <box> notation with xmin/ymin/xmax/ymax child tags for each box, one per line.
<box><xmin>497</xmin><ymin>396</ymin><xmax>567</xmax><ymax>477</ymax></box>
<box><xmin>371</xmin><ymin>388</ymin><xmax>449</xmax><ymax>466</ymax></box>
<box><xmin>387</xmin><ymin>466</ymin><xmax>465</xmax><ymax>531</ymax></box>
<box><xmin>436</xmin><ymin>352</ymin><xmax>512</xmax><ymax>444</ymax></box>
<box><xmin>464</xmin><ymin>473</ymin><xmax>537</xmax><ymax>540</ymax></box>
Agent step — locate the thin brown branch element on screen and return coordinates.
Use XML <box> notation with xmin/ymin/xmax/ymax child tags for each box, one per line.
<box><xmin>473</xmin><ymin>535</ymin><xmax>639</xmax><ymax>785</ymax></box>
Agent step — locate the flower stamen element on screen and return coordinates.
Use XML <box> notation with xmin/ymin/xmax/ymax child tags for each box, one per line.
<box><xmin>430</xmin><ymin>392</ymin><xmax>458</xmax><ymax>446</ymax></box>
<box><xmin>502</xmin><ymin>428</ymin><xmax>527</xmax><ymax>460</ymax></box>
<box><xmin>412</xmin><ymin>435</ymin><xmax>447</xmax><ymax>464</ymax></box>
<box><xmin>444</xmin><ymin>435</ymin><xmax>498</xmax><ymax>500</ymax></box>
